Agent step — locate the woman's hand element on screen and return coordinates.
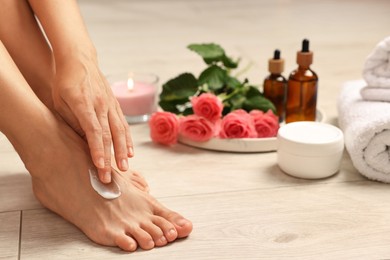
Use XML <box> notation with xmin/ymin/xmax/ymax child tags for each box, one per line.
<box><xmin>52</xmin><ymin>56</ymin><xmax>133</xmax><ymax>183</ymax></box>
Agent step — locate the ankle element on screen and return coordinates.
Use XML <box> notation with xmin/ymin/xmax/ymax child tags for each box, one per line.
<box><xmin>4</xmin><ymin>108</ymin><xmax>58</xmax><ymax>174</ymax></box>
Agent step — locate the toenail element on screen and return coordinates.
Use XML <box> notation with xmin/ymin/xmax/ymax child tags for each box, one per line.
<box><xmin>148</xmin><ymin>240</ymin><xmax>155</xmax><ymax>248</ymax></box>
<box><xmin>129</xmin><ymin>242</ymin><xmax>137</xmax><ymax>251</ymax></box>
<box><xmin>160</xmin><ymin>236</ymin><xmax>167</xmax><ymax>243</ymax></box>
<box><xmin>169</xmin><ymin>228</ymin><xmax>176</xmax><ymax>236</ymax></box>
<box><xmin>176</xmin><ymin>219</ymin><xmax>188</xmax><ymax>227</ymax></box>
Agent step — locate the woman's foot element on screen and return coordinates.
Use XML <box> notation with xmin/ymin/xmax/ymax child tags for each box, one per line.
<box><xmin>19</xmin><ymin>114</ymin><xmax>193</xmax><ymax>251</ymax></box>
<box><xmin>126</xmin><ymin>169</ymin><xmax>150</xmax><ymax>193</ymax></box>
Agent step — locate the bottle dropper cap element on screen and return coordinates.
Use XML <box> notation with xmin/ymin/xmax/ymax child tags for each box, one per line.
<box><xmin>296</xmin><ymin>39</ymin><xmax>313</xmax><ymax>67</ymax></box>
<box><xmin>268</xmin><ymin>49</ymin><xmax>284</xmax><ymax>74</ymax></box>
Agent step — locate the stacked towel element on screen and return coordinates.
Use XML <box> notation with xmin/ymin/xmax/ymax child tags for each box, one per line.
<box><xmin>361</xmin><ymin>36</ymin><xmax>390</xmax><ymax>101</ymax></box>
<box><xmin>338</xmin><ymin>80</ymin><xmax>390</xmax><ymax>183</ymax></box>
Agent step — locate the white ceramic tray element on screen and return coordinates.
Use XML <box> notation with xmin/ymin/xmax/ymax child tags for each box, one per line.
<box><xmin>179</xmin><ymin>109</ymin><xmax>325</xmax><ymax>153</ymax></box>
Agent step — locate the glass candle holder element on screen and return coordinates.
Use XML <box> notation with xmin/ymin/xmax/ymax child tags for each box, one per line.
<box><xmin>108</xmin><ymin>72</ymin><xmax>159</xmax><ymax>124</ymax></box>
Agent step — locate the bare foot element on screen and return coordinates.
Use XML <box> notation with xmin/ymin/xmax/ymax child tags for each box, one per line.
<box><xmin>128</xmin><ymin>169</ymin><xmax>150</xmax><ymax>193</ymax></box>
<box><xmin>0</xmin><ymin>27</ymin><xmax>191</xmax><ymax>251</ymax></box>
<box><xmin>21</xmin><ymin>116</ymin><xmax>192</xmax><ymax>251</ymax></box>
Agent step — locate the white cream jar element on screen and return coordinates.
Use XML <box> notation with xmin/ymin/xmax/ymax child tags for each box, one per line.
<box><xmin>277</xmin><ymin>122</ymin><xmax>344</xmax><ymax>179</ymax></box>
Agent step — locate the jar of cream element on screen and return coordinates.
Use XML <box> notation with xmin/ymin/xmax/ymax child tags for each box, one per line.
<box><xmin>277</xmin><ymin>122</ymin><xmax>344</xmax><ymax>179</ymax></box>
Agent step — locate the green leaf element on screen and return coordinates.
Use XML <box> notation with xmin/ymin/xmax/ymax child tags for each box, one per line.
<box><xmin>188</xmin><ymin>43</ymin><xmax>239</xmax><ymax>70</ymax></box>
<box><xmin>243</xmin><ymin>85</ymin><xmax>276</xmax><ymax>113</ymax></box>
<box><xmin>222</xmin><ymin>106</ymin><xmax>231</xmax><ymax>116</ymax></box>
<box><xmin>246</xmin><ymin>86</ymin><xmax>262</xmax><ymax>97</ymax></box>
<box><xmin>221</xmin><ymin>55</ymin><xmax>239</xmax><ymax>69</ymax></box>
<box><xmin>221</xmin><ymin>89</ymin><xmax>246</xmax><ymax>114</ymax></box>
<box><xmin>188</xmin><ymin>43</ymin><xmax>225</xmax><ymax>64</ymax></box>
<box><xmin>242</xmin><ymin>96</ymin><xmax>276</xmax><ymax>114</ymax></box>
<box><xmin>159</xmin><ymin>73</ymin><xmax>198</xmax><ymax>101</ymax></box>
<box><xmin>198</xmin><ymin>65</ymin><xmax>228</xmax><ymax>91</ymax></box>
<box><xmin>226</xmin><ymin>76</ymin><xmax>242</xmax><ymax>89</ymax></box>
<box><xmin>229</xmin><ymin>95</ymin><xmax>246</xmax><ymax>110</ymax></box>
<box><xmin>159</xmin><ymin>73</ymin><xmax>198</xmax><ymax>115</ymax></box>
<box><xmin>158</xmin><ymin>98</ymin><xmax>188</xmax><ymax>114</ymax></box>
<box><xmin>182</xmin><ymin>107</ymin><xmax>194</xmax><ymax>116</ymax></box>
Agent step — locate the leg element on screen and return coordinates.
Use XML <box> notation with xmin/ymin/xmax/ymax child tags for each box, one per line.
<box><xmin>0</xmin><ymin>0</ymin><xmax>150</xmax><ymax>192</ymax></box>
<box><xmin>0</xmin><ymin>42</ymin><xmax>192</xmax><ymax>251</ymax></box>
<box><xmin>0</xmin><ymin>0</ymin><xmax>133</xmax><ymax>181</ymax></box>
<box><xmin>0</xmin><ymin>0</ymin><xmax>55</xmax><ymax>109</ymax></box>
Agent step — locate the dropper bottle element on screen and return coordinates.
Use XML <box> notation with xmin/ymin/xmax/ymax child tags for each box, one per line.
<box><xmin>263</xmin><ymin>49</ymin><xmax>287</xmax><ymax>122</ymax></box>
<box><xmin>285</xmin><ymin>39</ymin><xmax>318</xmax><ymax>123</ymax></box>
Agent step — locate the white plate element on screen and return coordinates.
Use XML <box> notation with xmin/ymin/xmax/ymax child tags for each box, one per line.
<box><xmin>179</xmin><ymin>109</ymin><xmax>326</xmax><ymax>153</ymax></box>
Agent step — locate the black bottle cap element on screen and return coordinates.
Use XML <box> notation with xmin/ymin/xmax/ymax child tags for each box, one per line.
<box><xmin>273</xmin><ymin>49</ymin><xmax>281</xmax><ymax>59</ymax></box>
<box><xmin>302</xmin><ymin>39</ymin><xmax>310</xmax><ymax>52</ymax></box>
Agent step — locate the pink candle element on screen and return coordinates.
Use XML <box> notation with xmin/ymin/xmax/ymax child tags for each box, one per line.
<box><xmin>111</xmin><ymin>78</ymin><xmax>157</xmax><ymax>116</ymax></box>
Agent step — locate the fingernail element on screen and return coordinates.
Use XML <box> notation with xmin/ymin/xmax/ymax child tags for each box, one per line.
<box><xmin>103</xmin><ymin>171</ymin><xmax>111</xmax><ymax>183</ymax></box>
<box><xmin>98</xmin><ymin>157</ymin><xmax>105</xmax><ymax>168</ymax></box>
<box><xmin>128</xmin><ymin>147</ymin><xmax>134</xmax><ymax>157</ymax></box>
<box><xmin>121</xmin><ymin>159</ymin><xmax>128</xmax><ymax>170</ymax></box>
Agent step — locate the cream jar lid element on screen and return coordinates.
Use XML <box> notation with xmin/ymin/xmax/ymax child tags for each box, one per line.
<box><xmin>277</xmin><ymin>122</ymin><xmax>344</xmax><ymax>156</ymax></box>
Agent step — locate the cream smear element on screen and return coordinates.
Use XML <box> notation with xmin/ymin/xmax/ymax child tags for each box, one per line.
<box><xmin>89</xmin><ymin>168</ymin><xmax>121</xmax><ymax>199</ymax></box>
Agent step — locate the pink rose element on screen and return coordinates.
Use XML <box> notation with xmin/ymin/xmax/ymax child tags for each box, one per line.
<box><xmin>179</xmin><ymin>115</ymin><xmax>216</xmax><ymax>142</ymax></box>
<box><xmin>149</xmin><ymin>112</ymin><xmax>179</xmax><ymax>145</ymax></box>
<box><xmin>219</xmin><ymin>109</ymin><xmax>257</xmax><ymax>138</ymax></box>
<box><xmin>250</xmin><ymin>109</ymin><xmax>279</xmax><ymax>138</ymax></box>
<box><xmin>191</xmin><ymin>93</ymin><xmax>223</xmax><ymax>123</ymax></box>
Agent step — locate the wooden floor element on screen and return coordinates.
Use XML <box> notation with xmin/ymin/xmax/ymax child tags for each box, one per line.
<box><xmin>1</xmin><ymin>0</ymin><xmax>390</xmax><ymax>259</ymax></box>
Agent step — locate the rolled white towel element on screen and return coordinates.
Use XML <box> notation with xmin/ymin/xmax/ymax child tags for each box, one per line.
<box><xmin>362</xmin><ymin>36</ymin><xmax>390</xmax><ymax>87</ymax></box>
<box><xmin>361</xmin><ymin>36</ymin><xmax>390</xmax><ymax>101</ymax></box>
<box><xmin>338</xmin><ymin>80</ymin><xmax>390</xmax><ymax>183</ymax></box>
<box><xmin>360</xmin><ymin>86</ymin><xmax>390</xmax><ymax>102</ymax></box>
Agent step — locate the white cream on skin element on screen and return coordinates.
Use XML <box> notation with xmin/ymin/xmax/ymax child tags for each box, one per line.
<box><xmin>89</xmin><ymin>168</ymin><xmax>121</xmax><ymax>199</ymax></box>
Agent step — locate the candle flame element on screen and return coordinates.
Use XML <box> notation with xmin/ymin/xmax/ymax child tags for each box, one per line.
<box><xmin>127</xmin><ymin>78</ymin><xmax>134</xmax><ymax>91</ymax></box>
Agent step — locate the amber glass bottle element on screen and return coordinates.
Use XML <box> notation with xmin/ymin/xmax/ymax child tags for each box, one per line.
<box><xmin>286</xmin><ymin>39</ymin><xmax>318</xmax><ymax>123</ymax></box>
<box><xmin>263</xmin><ymin>49</ymin><xmax>287</xmax><ymax>122</ymax></box>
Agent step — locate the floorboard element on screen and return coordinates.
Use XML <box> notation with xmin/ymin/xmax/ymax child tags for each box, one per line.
<box><xmin>0</xmin><ymin>211</ymin><xmax>20</xmax><ymax>260</ymax></box>
<box><xmin>20</xmin><ymin>182</ymin><xmax>390</xmax><ymax>259</ymax></box>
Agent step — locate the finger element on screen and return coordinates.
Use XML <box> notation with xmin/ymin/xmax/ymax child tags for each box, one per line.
<box><xmin>56</xmin><ymin>90</ymin><xmax>107</xmax><ymax>172</ymax></box>
<box><xmin>95</xmin><ymin>104</ymin><xmax>113</xmax><ymax>183</ymax></box>
<box><xmin>103</xmin><ymin>74</ymin><xmax>134</xmax><ymax>158</ymax></box>
<box><xmin>71</xmin><ymin>101</ymin><xmax>106</xmax><ymax>177</ymax></box>
<box><xmin>109</xmin><ymin>109</ymin><xmax>129</xmax><ymax>172</ymax></box>
<box><xmin>116</xmin><ymin>102</ymin><xmax>134</xmax><ymax>157</ymax></box>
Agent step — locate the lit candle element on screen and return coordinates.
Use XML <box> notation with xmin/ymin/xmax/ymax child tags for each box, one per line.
<box><xmin>111</xmin><ymin>73</ymin><xmax>157</xmax><ymax>119</ymax></box>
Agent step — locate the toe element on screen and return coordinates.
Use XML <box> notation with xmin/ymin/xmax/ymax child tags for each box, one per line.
<box><xmin>167</xmin><ymin>214</ymin><xmax>193</xmax><ymax>238</ymax></box>
<box><xmin>154</xmin><ymin>206</ymin><xmax>193</xmax><ymax>238</ymax></box>
<box><xmin>152</xmin><ymin>216</ymin><xmax>178</xmax><ymax>242</ymax></box>
<box><xmin>114</xmin><ymin>233</ymin><xmax>138</xmax><ymax>252</ymax></box>
<box><xmin>141</xmin><ymin>221</ymin><xmax>168</xmax><ymax>247</ymax></box>
<box><xmin>126</xmin><ymin>226</ymin><xmax>155</xmax><ymax>250</ymax></box>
